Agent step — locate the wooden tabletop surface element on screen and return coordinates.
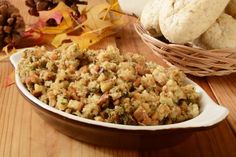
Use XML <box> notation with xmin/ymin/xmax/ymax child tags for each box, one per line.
<box><xmin>1</xmin><ymin>0</ymin><xmax>236</xmax><ymax>156</ymax></box>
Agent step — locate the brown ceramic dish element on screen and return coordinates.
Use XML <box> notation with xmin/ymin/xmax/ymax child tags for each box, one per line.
<box><xmin>10</xmin><ymin>48</ymin><xmax>229</xmax><ymax>149</ymax></box>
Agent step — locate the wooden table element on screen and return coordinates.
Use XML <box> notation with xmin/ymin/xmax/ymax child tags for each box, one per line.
<box><xmin>1</xmin><ymin>0</ymin><xmax>236</xmax><ymax>156</ymax></box>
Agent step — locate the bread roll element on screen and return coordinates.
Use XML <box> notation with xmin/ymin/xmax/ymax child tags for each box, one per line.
<box><xmin>118</xmin><ymin>0</ymin><xmax>153</xmax><ymax>17</ymax></box>
<box><xmin>225</xmin><ymin>0</ymin><xmax>236</xmax><ymax>18</ymax></box>
<box><xmin>195</xmin><ymin>13</ymin><xmax>236</xmax><ymax>49</ymax></box>
<box><xmin>159</xmin><ymin>0</ymin><xmax>230</xmax><ymax>44</ymax></box>
<box><xmin>140</xmin><ymin>0</ymin><xmax>162</xmax><ymax>37</ymax></box>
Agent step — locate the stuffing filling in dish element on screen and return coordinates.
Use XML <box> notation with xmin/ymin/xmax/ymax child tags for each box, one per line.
<box><xmin>18</xmin><ymin>44</ymin><xmax>200</xmax><ymax>125</ymax></box>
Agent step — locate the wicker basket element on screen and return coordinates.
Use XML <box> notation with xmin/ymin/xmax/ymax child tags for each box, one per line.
<box><xmin>134</xmin><ymin>23</ymin><xmax>236</xmax><ymax>77</ymax></box>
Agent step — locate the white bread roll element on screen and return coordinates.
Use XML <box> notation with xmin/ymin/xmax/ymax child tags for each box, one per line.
<box><xmin>140</xmin><ymin>0</ymin><xmax>162</xmax><ymax>37</ymax></box>
<box><xmin>225</xmin><ymin>0</ymin><xmax>236</xmax><ymax>18</ymax></box>
<box><xmin>118</xmin><ymin>0</ymin><xmax>152</xmax><ymax>17</ymax></box>
<box><xmin>195</xmin><ymin>13</ymin><xmax>236</xmax><ymax>49</ymax></box>
<box><xmin>159</xmin><ymin>0</ymin><xmax>230</xmax><ymax>44</ymax></box>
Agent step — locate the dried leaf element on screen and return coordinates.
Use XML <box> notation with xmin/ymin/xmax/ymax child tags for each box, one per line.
<box><xmin>30</xmin><ymin>2</ymin><xmax>74</xmax><ymax>35</ymax></box>
<box><xmin>82</xmin><ymin>2</ymin><xmax>113</xmax><ymax>31</ymax></box>
<box><xmin>69</xmin><ymin>28</ymin><xmax>116</xmax><ymax>50</ymax></box>
<box><xmin>50</xmin><ymin>11</ymin><xmax>63</xmax><ymax>24</ymax></box>
<box><xmin>39</xmin><ymin>2</ymin><xmax>73</xmax><ymax>22</ymax></box>
<box><xmin>39</xmin><ymin>20</ymin><xmax>71</xmax><ymax>34</ymax></box>
<box><xmin>0</xmin><ymin>45</ymin><xmax>16</xmax><ymax>61</ymax></box>
<box><xmin>5</xmin><ymin>71</ymin><xmax>15</xmax><ymax>87</ymax></box>
<box><xmin>39</xmin><ymin>11</ymin><xmax>74</xmax><ymax>34</ymax></box>
<box><xmin>51</xmin><ymin>33</ymin><xmax>68</xmax><ymax>47</ymax></box>
<box><xmin>26</xmin><ymin>0</ymin><xmax>126</xmax><ymax>49</ymax></box>
<box><xmin>22</xmin><ymin>1</ymin><xmax>75</xmax><ymax>45</ymax></box>
<box><xmin>104</xmin><ymin>0</ymin><xmax>120</xmax><ymax>18</ymax></box>
<box><xmin>23</xmin><ymin>29</ymin><xmax>54</xmax><ymax>45</ymax></box>
<box><xmin>108</xmin><ymin>0</ymin><xmax>120</xmax><ymax>10</ymax></box>
<box><xmin>2</xmin><ymin>45</ymin><xmax>16</xmax><ymax>55</ymax></box>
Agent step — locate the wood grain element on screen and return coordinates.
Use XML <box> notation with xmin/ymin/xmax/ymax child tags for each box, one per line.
<box><xmin>207</xmin><ymin>75</ymin><xmax>236</xmax><ymax>132</ymax></box>
<box><xmin>0</xmin><ymin>0</ymin><xmax>236</xmax><ymax>157</ymax></box>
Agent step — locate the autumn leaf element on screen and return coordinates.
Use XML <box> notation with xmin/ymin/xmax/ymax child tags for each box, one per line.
<box><xmin>40</xmin><ymin>18</ymin><xmax>72</xmax><ymax>34</ymax></box>
<box><xmin>5</xmin><ymin>71</ymin><xmax>15</xmax><ymax>87</ymax></box>
<box><xmin>23</xmin><ymin>28</ymin><xmax>55</xmax><ymax>45</ymax></box>
<box><xmin>0</xmin><ymin>45</ymin><xmax>16</xmax><ymax>61</ymax></box>
<box><xmin>69</xmin><ymin>28</ymin><xmax>116</xmax><ymax>50</ymax></box>
<box><xmin>82</xmin><ymin>2</ymin><xmax>113</xmax><ymax>31</ymax></box>
<box><xmin>2</xmin><ymin>45</ymin><xmax>16</xmax><ymax>55</ymax></box>
<box><xmin>39</xmin><ymin>2</ymin><xmax>74</xmax><ymax>34</ymax></box>
<box><xmin>39</xmin><ymin>2</ymin><xmax>73</xmax><ymax>23</ymax></box>
<box><xmin>51</xmin><ymin>33</ymin><xmax>69</xmax><ymax>47</ymax></box>
<box><xmin>25</xmin><ymin>0</ymin><xmax>126</xmax><ymax>50</ymax></box>
<box><xmin>51</xmin><ymin>12</ymin><xmax>63</xmax><ymax>24</ymax></box>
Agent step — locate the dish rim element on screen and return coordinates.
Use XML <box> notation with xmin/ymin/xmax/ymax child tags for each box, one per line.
<box><xmin>10</xmin><ymin>48</ymin><xmax>229</xmax><ymax>131</ymax></box>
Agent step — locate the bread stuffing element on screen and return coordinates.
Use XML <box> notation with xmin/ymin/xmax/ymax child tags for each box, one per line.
<box><xmin>18</xmin><ymin>44</ymin><xmax>200</xmax><ymax>125</ymax></box>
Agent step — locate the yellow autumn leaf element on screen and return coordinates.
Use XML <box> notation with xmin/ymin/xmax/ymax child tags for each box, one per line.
<box><xmin>48</xmin><ymin>0</ymin><xmax>126</xmax><ymax>49</ymax></box>
<box><xmin>39</xmin><ymin>2</ymin><xmax>74</xmax><ymax>34</ymax></box>
<box><xmin>39</xmin><ymin>2</ymin><xmax>73</xmax><ymax>19</ymax></box>
<box><xmin>51</xmin><ymin>33</ymin><xmax>68</xmax><ymax>47</ymax></box>
<box><xmin>82</xmin><ymin>2</ymin><xmax>113</xmax><ymax>31</ymax></box>
<box><xmin>2</xmin><ymin>45</ymin><xmax>16</xmax><ymax>55</ymax></box>
<box><xmin>106</xmin><ymin>0</ymin><xmax>120</xmax><ymax>16</ymax></box>
<box><xmin>62</xmin><ymin>11</ymin><xmax>74</xmax><ymax>27</ymax></box>
<box><xmin>69</xmin><ymin>28</ymin><xmax>116</xmax><ymax>50</ymax></box>
<box><xmin>112</xmin><ymin>0</ymin><xmax>120</xmax><ymax>10</ymax></box>
<box><xmin>0</xmin><ymin>45</ymin><xmax>16</xmax><ymax>61</ymax></box>
<box><xmin>40</xmin><ymin>14</ymin><xmax>74</xmax><ymax>34</ymax></box>
<box><xmin>40</xmin><ymin>20</ymin><xmax>71</xmax><ymax>34</ymax></box>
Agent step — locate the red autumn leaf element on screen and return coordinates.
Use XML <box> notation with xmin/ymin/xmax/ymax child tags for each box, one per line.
<box><xmin>5</xmin><ymin>71</ymin><xmax>15</xmax><ymax>87</ymax></box>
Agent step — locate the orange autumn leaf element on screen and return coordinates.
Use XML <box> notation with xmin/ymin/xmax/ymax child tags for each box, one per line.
<box><xmin>5</xmin><ymin>71</ymin><xmax>15</xmax><ymax>87</ymax></box>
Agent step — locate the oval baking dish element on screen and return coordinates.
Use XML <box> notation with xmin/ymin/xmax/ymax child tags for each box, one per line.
<box><xmin>10</xmin><ymin>48</ymin><xmax>229</xmax><ymax>149</ymax></box>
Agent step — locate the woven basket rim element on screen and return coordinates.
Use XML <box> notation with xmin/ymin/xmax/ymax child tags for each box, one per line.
<box><xmin>134</xmin><ymin>22</ymin><xmax>236</xmax><ymax>77</ymax></box>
